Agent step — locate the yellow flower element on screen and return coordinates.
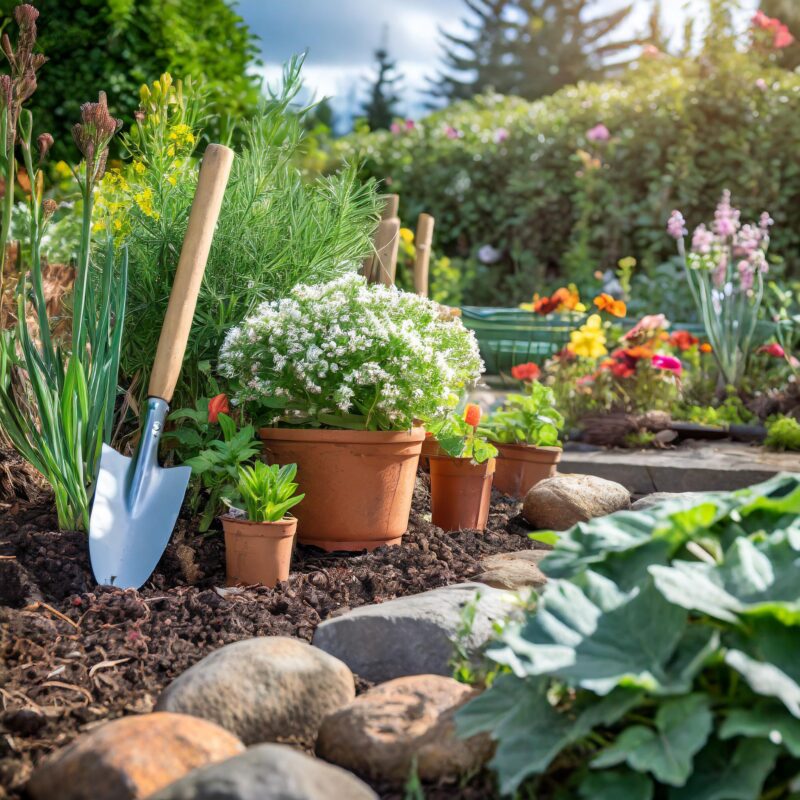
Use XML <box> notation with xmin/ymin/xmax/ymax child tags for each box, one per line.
<box><xmin>54</xmin><ymin>160</ymin><xmax>72</xmax><ymax>180</ymax></box>
<box><xmin>133</xmin><ymin>160</ymin><xmax>146</xmax><ymax>175</ymax></box>
<box><xmin>167</xmin><ymin>174</ymin><xmax>177</xmax><ymax>186</ymax></box>
<box><xmin>568</xmin><ymin>314</ymin><xmax>607</xmax><ymax>358</ymax></box>
<box><xmin>399</xmin><ymin>227</ymin><xmax>414</xmax><ymax>244</ymax></box>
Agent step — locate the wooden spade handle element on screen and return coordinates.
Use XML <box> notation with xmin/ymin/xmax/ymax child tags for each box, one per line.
<box><xmin>148</xmin><ymin>144</ymin><xmax>234</xmax><ymax>402</ymax></box>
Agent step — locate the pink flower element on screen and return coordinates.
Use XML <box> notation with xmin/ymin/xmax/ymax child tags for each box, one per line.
<box><xmin>493</xmin><ymin>127</ymin><xmax>509</xmax><ymax>144</ymax></box>
<box><xmin>760</xmin><ymin>342</ymin><xmax>786</xmax><ymax>358</ymax></box>
<box><xmin>651</xmin><ymin>354</ymin><xmax>682</xmax><ymax>375</ymax></box>
<box><xmin>642</xmin><ymin>44</ymin><xmax>661</xmax><ymax>59</ymax></box>
<box><xmin>737</xmin><ymin>260</ymin><xmax>754</xmax><ymax>292</ymax></box>
<box><xmin>390</xmin><ymin>122</ymin><xmax>401</xmax><ymax>134</ymax></box>
<box><xmin>755</xmin><ymin>78</ymin><xmax>769</xmax><ymax>91</ymax></box>
<box><xmin>405</xmin><ymin>118</ymin><xmax>415</xmax><ymax>131</ymax></box>
<box><xmin>623</xmin><ymin>314</ymin><xmax>668</xmax><ymax>340</ymax></box>
<box><xmin>667</xmin><ymin>210</ymin><xmax>687</xmax><ymax>239</ymax></box>
<box><xmin>774</xmin><ymin>23</ymin><xmax>794</xmax><ymax>48</ymax></box>
<box><xmin>753</xmin><ymin>10</ymin><xmax>774</xmax><ymax>30</ymax></box>
<box><xmin>444</xmin><ymin>125</ymin><xmax>461</xmax><ymax>140</ymax></box>
<box><xmin>587</xmin><ymin>124</ymin><xmax>610</xmax><ymax>142</ymax></box>
<box><xmin>713</xmin><ymin>190</ymin><xmax>741</xmax><ymax>238</ymax></box>
<box><xmin>691</xmin><ymin>224</ymin><xmax>715</xmax><ymax>254</ymax></box>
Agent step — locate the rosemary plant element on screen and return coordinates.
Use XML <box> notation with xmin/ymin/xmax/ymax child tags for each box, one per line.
<box><xmin>0</xmin><ymin>4</ymin><xmax>127</xmax><ymax>531</ymax></box>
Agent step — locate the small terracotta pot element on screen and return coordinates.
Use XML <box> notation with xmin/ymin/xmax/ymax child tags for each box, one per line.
<box><xmin>419</xmin><ymin>432</ymin><xmax>444</xmax><ymax>471</ymax></box>
<box><xmin>429</xmin><ymin>456</ymin><xmax>495</xmax><ymax>532</ymax></box>
<box><xmin>492</xmin><ymin>444</ymin><xmax>562</xmax><ymax>499</ymax></box>
<box><xmin>222</xmin><ymin>516</ymin><xmax>297</xmax><ymax>587</ymax></box>
<box><xmin>260</xmin><ymin>427</ymin><xmax>425</xmax><ymax>551</ymax></box>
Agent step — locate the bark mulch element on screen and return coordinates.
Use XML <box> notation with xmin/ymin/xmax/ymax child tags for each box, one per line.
<box><xmin>0</xmin><ymin>471</ymin><xmax>541</xmax><ymax>799</ymax></box>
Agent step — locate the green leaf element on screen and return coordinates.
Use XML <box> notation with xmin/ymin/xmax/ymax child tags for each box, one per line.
<box><xmin>669</xmin><ymin>737</ymin><xmax>778</xmax><ymax>800</ymax></box>
<box><xmin>725</xmin><ymin>650</ymin><xmax>800</xmax><ymax>718</ymax></box>
<box><xmin>720</xmin><ymin>702</ymin><xmax>800</xmax><ymax>756</ymax></box>
<box><xmin>591</xmin><ymin>694</ymin><xmax>713</xmax><ymax>787</ymax></box>
<box><xmin>579</xmin><ymin>769</ymin><xmax>653</xmax><ymax>800</ymax></box>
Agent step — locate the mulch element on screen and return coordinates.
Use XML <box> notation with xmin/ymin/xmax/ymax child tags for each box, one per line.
<box><xmin>0</xmin><ymin>468</ymin><xmax>541</xmax><ymax>799</ymax></box>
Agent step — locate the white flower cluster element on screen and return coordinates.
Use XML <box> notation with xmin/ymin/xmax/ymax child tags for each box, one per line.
<box><xmin>218</xmin><ymin>273</ymin><xmax>484</xmax><ymax>430</ymax></box>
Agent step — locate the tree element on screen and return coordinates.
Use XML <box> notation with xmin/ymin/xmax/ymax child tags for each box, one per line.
<box><xmin>361</xmin><ymin>42</ymin><xmax>403</xmax><ymax>130</ymax></box>
<box><xmin>430</xmin><ymin>0</ymin><xmax>642</xmax><ymax>103</ymax></box>
<box><xmin>0</xmin><ymin>0</ymin><xmax>263</xmax><ymax>161</ymax></box>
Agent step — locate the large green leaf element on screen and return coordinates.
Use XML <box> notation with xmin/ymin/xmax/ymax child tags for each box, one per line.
<box><xmin>669</xmin><ymin>737</ymin><xmax>779</xmax><ymax>800</ymax></box>
<box><xmin>578</xmin><ymin>769</ymin><xmax>653</xmax><ymax>800</ymax></box>
<box><xmin>591</xmin><ymin>694</ymin><xmax>713</xmax><ymax>787</ymax></box>
<box><xmin>725</xmin><ymin>650</ymin><xmax>800</xmax><ymax>718</ymax></box>
<box><xmin>720</xmin><ymin>702</ymin><xmax>800</xmax><ymax>756</ymax></box>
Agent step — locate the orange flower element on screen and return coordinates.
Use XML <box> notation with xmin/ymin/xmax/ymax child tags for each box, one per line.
<box><xmin>593</xmin><ymin>293</ymin><xmax>627</xmax><ymax>317</ymax></box>
<box><xmin>208</xmin><ymin>393</ymin><xmax>230</xmax><ymax>424</ymax></box>
<box><xmin>624</xmin><ymin>346</ymin><xmax>654</xmax><ymax>360</ymax></box>
<box><xmin>700</xmin><ymin>343</ymin><xmax>713</xmax><ymax>354</ymax></box>
<box><xmin>464</xmin><ymin>404</ymin><xmax>481</xmax><ymax>427</ymax></box>
<box><xmin>669</xmin><ymin>330</ymin><xmax>699</xmax><ymax>351</ymax></box>
<box><xmin>511</xmin><ymin>362</ymin><xmax>541</xmax><ymax>382</ymax></box>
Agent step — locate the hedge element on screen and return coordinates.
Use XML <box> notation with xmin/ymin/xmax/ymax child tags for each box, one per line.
<box><xmin>334</xmin><ymin>51</ymin><xmax>800</xmax><ymax>307</ymax></box>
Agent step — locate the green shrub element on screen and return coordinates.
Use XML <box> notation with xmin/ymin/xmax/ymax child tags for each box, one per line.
<box><xmin>765</xmin><ymin>415</ymin><xmax>800</xmax><ymax>450</ymax></box>
<box><xmin>335</xmin><ymin>51</ymin><xmax>800</xmax><ymax>305</ymax></box>
<box><xmin>457</xmin><ymin>474</ymin><xmax>800</xmax><ymax>797</ymax></box>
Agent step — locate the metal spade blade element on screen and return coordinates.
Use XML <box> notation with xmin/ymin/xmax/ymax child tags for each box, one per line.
<box><xmin>90</xmin><ymin>398</ymin><xmax>191</xmax><ymax>588</ymax></box>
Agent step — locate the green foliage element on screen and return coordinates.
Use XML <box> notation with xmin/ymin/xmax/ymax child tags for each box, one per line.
<box><xmin>181</xmin><ymin>413</ymin><xmax>261</xmax><ymax>532</ymax></box>
<box><xmin>427</xmin><ymin>410</ymin><xmax>498</xmax><ymax>463</ymax></box>
<box><xmin>230</xmin><ymin>461</ymin><xmax>304</xmax><ymax>523</ymax></box>
<box><xmin>457</xmin><ymin>474</ymin><xmax>800</xmax><ymax>797</ymax></box>
<box><xmin>112</xmin><ymin>59</ymin><xmax>382</xmax><ymax>406</ymax></box>
<box><xmin>675</xmin><ymin>395</ymin><xmax>756</xmax><ymax>427</ymax></box>
<box><xmin>336</xmin><ymin>50</ymin><xmax>800</xmax><ymax>304</ymax></box>
<box><xmin>765</xmin><ymin>415</ymin><xmax>800</xmax><ymax>451</ymax></box>
<box><xmin>0</xmin><ymin>0</ymin><xmax>261</xmax><ymax>163</ymax></box>
<box><xmin>485</xmin><ymin>382</ymin><xmax>564</xmax><ymax>446</ymax></box>
<box><xmin>431</xmin><ymin>0</ymin><xmax>640</xmax><ymax>103</ymax></box>
<box><xmin>0</xmin><ymin>11</ymin><xmax>126</xmax><ymax>531</ymax></box>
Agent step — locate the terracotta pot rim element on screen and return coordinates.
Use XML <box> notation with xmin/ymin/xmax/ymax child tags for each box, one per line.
<box><xmin>259</xmin><ymin>426</ymin><xmax>426</xmax><ymax>444</ymax></box>
<box><xmin>429</xmin><ymin>455</ymin><xmax>496</xmax><ymax>475</ymax></box>
<box><xmin>221</xmin><ymin>516</ymin><xmax>297</xmax><ymax>538</ymax></box>
<box><xmin>496</xmin><ymin>443</ymin><xmax>563</xmax><ymax>454</ymax></box>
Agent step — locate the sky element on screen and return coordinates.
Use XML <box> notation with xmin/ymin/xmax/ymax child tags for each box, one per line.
<box><xmin>237</xmin><ymin>0</ymin><xmax>758</xmax><ymax>129</ymax></box>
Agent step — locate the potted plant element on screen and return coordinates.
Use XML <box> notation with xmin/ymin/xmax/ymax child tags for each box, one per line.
<box><xmin>427</xmin><ymin>404</ymin><xmax>498</xmax><ymax>532</ymax></box>
<box><xmin>484</xmin><ymin>380</ymin><xmax>564</xmax><ymax>499</ymax></box>
<box><xmin>222</xmin><ymin>461</ymin><xmax>304</xmax><ymax>587</ymax></box>
<box><xmin>218</xmin><ymin>273</ymin><xmax>483</xmax><ymax>551</ymax></box>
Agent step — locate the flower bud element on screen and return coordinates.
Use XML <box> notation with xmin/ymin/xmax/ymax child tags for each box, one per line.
<box><xmin>42</xmin><ymin>197</ymin><xmax>57</xmax><ymax>220</ymax></box>
<box><xmin>37</xmin><ymin>132</ymin><xmax>53</xmax><ymax>161</ymax></box>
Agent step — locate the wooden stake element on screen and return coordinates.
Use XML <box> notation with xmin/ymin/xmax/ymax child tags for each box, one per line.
<box><xmin>413</xmin><ymin>213</ymin><xmax>434</xmax><ymax>297</ymax></box>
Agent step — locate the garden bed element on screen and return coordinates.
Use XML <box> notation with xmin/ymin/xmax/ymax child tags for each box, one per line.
<box><xmin>0</xmin><ymin>471</ymin><xmax>538</xmax><ymax>799</ymax></box>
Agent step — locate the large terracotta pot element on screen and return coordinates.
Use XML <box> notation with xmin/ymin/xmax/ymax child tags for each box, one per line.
<box><xmin>222</xmin><ymin>516</ymin><xmax>297</xmax><ymax>587</ymax></box>
<box><xmin>492</xmin><ymin>443</ymin><xmax>562</xmax><ymax>500</ymax></box>
<box><xmin>259</xmin><ymin>427</ymin><xmax>425</xmax><ymax>551</ymax></box>
<box><xmin>429</xmin><ymin>456</ymin><xmax>495</xmax><ymax>532</ymax></box>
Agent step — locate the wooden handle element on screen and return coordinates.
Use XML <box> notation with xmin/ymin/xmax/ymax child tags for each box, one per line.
<box><xmin>372</xmin><ymin>218</ymin><xmax>401</xmax><ymax>286</ymax></box>
<box><xmin>381</xmin><ymin>193</ymin><xmax>400</xmax><ymax>219</ymax></box>
<box><xmin>148</xmin><ymin>144</ymin><xmax>234</xmax><ymax>402</ymax></box>
<box><xmin>413</xmin><ymin>213</ymin><xmax>434</xmax><ymax>297</ymax></box>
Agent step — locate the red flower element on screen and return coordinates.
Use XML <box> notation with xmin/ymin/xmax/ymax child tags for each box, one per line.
<box><xmin>759</xmin><ymin>342</ymin><xmax>786</xmax><ymax>358</ymax></box>
<box><xmin>511</xmin><ymin>362</ymin><xmax>541</xmax><ymax>382</ymax></box>
<box><xmin>669</xmin><ymin>330</ymin><xmax>699</xmax><ymax>351</ymax></box>
<box><xmin>208</xmin><ymin>393</ymin><xmax>230</xmax><ymax>423</ymax></box>
<box><xmin>464</xmin><ymin>404</ymin><xmax>482</xmax><ymax>427</ymax></box>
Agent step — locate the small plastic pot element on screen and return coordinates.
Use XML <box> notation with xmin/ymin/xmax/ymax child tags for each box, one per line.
<box><xmin>429</xmin><ymin>455</ymin><xmax>495</xmax><ymax>532</ymax></box>
<box><xmin>222</xmin><ymin>516</ymin><xmax>297</xmax><ymax>588</ymax></box>
<box><xmin>492</xmin><ymin>444</ymin><xmax>562</xmax><ymax>499</ymax></box>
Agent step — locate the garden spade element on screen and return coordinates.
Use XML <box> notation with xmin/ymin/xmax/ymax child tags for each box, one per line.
<box><xmin>90</xmin><ymin>143</ymin><xmax>234</xmax><ymax>589</ymax></box>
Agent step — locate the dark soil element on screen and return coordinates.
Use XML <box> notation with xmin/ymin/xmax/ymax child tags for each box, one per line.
<box><xmin>0</xmin><ymin>472</ymin><xmax>541</xmax><ymax>799</ymax></box>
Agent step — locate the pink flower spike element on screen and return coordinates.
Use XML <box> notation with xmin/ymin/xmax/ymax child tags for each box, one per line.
<box><xmin>667</xmin><ymin>210</ymin><xmax>687</xmax><ymax>239</ymax></box>
<box><xmin>587</xmin><ymin>124</ymin><xmax>610</xmax><ymax>142</ymax></box>
<box><xmin>759</xmin><ymin>342</ymin><xmax>786</xmax><ymax>358</ymax></box>
<box><xmin>651</xmin><ymin>354</ymin><xmax>682</xmax><ymax>375</ymax></box>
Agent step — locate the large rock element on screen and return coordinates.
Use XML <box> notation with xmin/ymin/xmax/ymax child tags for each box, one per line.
<box><xmin>522</xmin><ymin>473</ymin><xmax>630</xmax><ymax>530</ymax></box>
<box><xmin>156</xmin><ymin>637</ymin><xmax>355</xmax><ymax>746</ymax></box>
<box><xmin>147</xmin><ymin>743</ymin><xmax>377</xmax><ymax>800</ymax></box>
<box><xmin>474</xmin><ymin>549</ymin><xmax>549</xmax><ymax>590</ymax></box>
<box><xmin>27</xmin><ymin>712</ymin><xmax>243</xmax><ymax>800</ymax></box>
<box><xmin>313</xmin><ymin>584</ymin><xmax>516</xmax><ymax>683</ymax></box>
<box><xmin>316</xmin><ymin>674</ymin><xmax>492</xmax><ymax>784</ymax></box>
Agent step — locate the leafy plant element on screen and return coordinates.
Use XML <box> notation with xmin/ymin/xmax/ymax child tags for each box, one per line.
<box><xmin>456</xmin><ymin>474</ymin><xmax>800</xmax><ymax>798</ymax></box>
<box><xmin>485</xmin><ymin>382</ymin><xmax>564</xmax><ymax>447</ymax></box>
<box><xmin>765</xmin><ymin>415</ymin><xmax>800</xmax><ymax>451</ymax></box>
<box><xmin>675</xmin><ymin>394</ymin><xmax>756</xmax><ymax>427</ymax></box>
<box><xmin>228</xmin><ymin>461</ymin><xmax>304</xmax><ymax>523</ymax></box>
<box><xmin>425</xmin><ymin>404</ymin><xmax>497</xmax><ymax>464</ymax></box>
<box><xmin>163</xmin><ymin>394</ymin><xmax>234</xmax><ymax>463</ymax></box>
<box><xmin>219</xmin><ymin>273</ymin><xmax>484</xmax><ymax>431</ymax></box>
<box><xmin>0</xmin><ymin>6</ymin><xmax>126</xmax><ymax>531</ymax></box>
<box><xmin>183</xmin><ymin>413</ymin><xmax>261</xmax><ymax>531</ymax></box>
<box><xmin>107</xmin><ymin>58</ymin><xmax>382</xmax><ymax>407</ymax></box>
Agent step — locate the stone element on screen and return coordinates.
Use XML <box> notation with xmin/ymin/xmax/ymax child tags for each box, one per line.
<box><xmin>147</xmin><ymin>743</ymin><xmax>377</xmax><ymax>800</ymax></box>
<box><xmin>631</xmin><ymin>492</ymin><xmax>706</xmax><ymax>512</ymax></box>
<box><xmin>474</xmin><ymin>549</ymin><xmax>549</xmax><ymax>590</ymax></box>
<box><xmin>156</xmin><ymin>636</ymin><xmax>354</xmax><ymax>746</ymax></box>
<box><xmin>522</xmin><ymin>473</ymin><xmax>630</xmax><ymax>530</ymax></box>
<box><xmin>27</xmin><ymin>712</ymin><xmax>243</xmax><ymax>800</ymax></box>
<box><xmin>316</xmin><ymin>674</ymin><xmax>493</xmax><ymax>785</ymax></box>
<box><xmin>313</xmin><ymin>583</ymin><xmax>516</xmax><ymax>683</ymax></box>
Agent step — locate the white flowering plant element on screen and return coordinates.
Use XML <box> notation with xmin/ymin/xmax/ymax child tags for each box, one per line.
<box><xmin>218</xmin><ymin>274</ymin><xmax>484</xmax><ymax>431</ymax></box>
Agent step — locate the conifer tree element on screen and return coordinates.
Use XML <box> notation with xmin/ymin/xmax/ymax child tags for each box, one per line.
<box><xmin>430</xmin><ymin>0</ymin><xmax>642</xmax><ymax>102</ymax></box>
<box><xmin>361</xmin><ymin>43</ymin><xmax>403</xmax><ymax>130</ymax></box>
